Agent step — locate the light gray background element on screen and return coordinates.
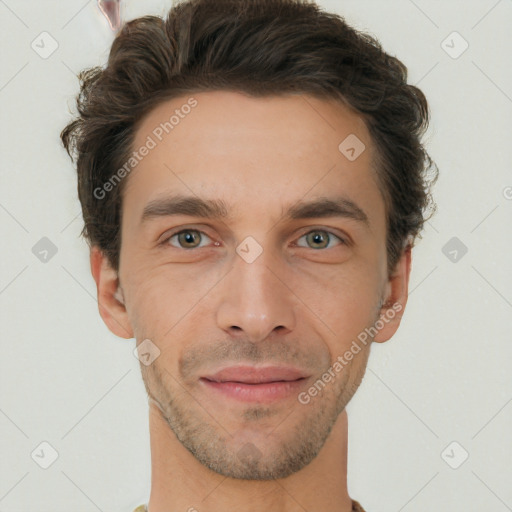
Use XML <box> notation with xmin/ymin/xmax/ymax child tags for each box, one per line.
<box><xmin>1</xmin><ymin>0</ymin><xmax>511</xmax><ymax>511</ymax></box>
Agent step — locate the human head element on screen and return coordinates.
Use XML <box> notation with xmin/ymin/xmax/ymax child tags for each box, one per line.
<box><xmin>60</xmin><ymin>0</ymin><xmax>438</xmax><ymax>481</ymax></box>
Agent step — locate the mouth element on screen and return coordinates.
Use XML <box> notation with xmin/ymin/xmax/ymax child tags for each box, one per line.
<box><xmin>199</xmin><ymin>365</ymin><xmax>310</xmax><ymax>403</ymax></box>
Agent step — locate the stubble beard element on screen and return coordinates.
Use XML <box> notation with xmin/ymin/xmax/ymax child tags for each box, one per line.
<box><xmin>141</xmin><ymin>351</ymin><xmax>369</xmax><ymax>480</ymax></box>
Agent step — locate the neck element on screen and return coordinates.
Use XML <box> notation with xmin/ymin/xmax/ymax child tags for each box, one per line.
<box><xmin>146</xmin><ymin>401</ymin><xmax>353</xmax><ymax>512</ymax></box>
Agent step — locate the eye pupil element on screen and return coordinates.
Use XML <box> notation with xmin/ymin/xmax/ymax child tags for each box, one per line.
<box><xmin>179</xmin><ymin>231</ymin><xmax>200</xmax><ymax>247</ymax></box>
<box><xmin>308</xmin><ymin>231</ymin><xmax>328</xmax><ymax>249</ymax></box>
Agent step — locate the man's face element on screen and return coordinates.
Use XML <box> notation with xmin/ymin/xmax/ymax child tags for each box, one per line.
<box><xmin>101</xmin><ymin>91</ymin><xmax>407</xmax><ymax>479</ymax></box>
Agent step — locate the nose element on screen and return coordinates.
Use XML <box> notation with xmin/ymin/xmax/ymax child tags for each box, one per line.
<box><xmin>215</xmin><ymin>247</ymin><xmax>297</xmax><ymax>343</ymax></box>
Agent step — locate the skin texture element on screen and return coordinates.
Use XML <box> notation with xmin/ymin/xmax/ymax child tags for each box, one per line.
<box><xmin>90</xmin><ymin>91</ymin><xmax>411</xmax><ymax>512</ymax></box>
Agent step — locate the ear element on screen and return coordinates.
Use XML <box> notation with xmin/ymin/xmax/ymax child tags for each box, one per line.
<box><xmin>373</xmin><ymin>244</ymin><xmax>412</xmax><ymax>343</ymax></box>
<box><xmin>90</xmin><ymin>246</ymin><xmax>134</xmax><ymax>339</ymax></box>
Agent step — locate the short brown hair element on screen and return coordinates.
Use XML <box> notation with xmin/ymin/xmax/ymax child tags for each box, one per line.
<box><xmin>61</xmin><ymin>0</ymin><xmax>438</xmax><ymax>276</ymax></box>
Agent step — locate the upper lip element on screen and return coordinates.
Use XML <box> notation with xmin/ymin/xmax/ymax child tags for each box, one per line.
<box><xmin>201</xmin><ymin>365</ymin><xmax>309</xmax><ymax>384</ymax></box>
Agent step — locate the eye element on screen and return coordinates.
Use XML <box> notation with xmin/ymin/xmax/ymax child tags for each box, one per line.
<box><xmin>295</xmin><ymin>229</ymin><xmax>346</xmax><ymax>250</ymax></box>
<box><xmin>162</xmin><ymin>229</ymin><xmax>213</xmax><ymax>249</ymax></box>
<box><xmin>160</xmin><ymin>228</ymin><xmax>347</xmax><ymax>251</ymax></box>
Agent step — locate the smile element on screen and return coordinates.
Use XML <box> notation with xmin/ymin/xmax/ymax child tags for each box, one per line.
<box><xmin>199</xmin><ymin>365</ymin><xmax>310</xmax><ymax>403</ymax></box>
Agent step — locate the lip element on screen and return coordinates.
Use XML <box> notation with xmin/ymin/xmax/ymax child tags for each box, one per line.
<box><xmin>203</xmin><ymin>365</ymin><xmax>309</xmax><ymax>383</ymax></box>
<box><xmin>200</xmin><ymin>365</ymin><xmax>309</xmax><ymax>403</ymax></box>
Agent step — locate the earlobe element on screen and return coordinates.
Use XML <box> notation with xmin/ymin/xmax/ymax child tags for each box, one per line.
<box><xmin>373</xmin><ymin>245</ymin><xmax>412</xmax><ymax>343</ymax></box>
<box><xmin>90</xmin><ymin>246</ymin><xmax>134</xmax><ymax>339</ymax></box>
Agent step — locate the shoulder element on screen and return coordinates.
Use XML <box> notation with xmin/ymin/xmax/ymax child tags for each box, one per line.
<box><xmin>352</xmin><ymin>499</ymin><xmax>367</xmax><ymax>512</ymax></box>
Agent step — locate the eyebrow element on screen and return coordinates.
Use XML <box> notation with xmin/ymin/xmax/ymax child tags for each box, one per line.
<box><xmin>140</xmin><ymin>194</ymin><xmax>370</xmax><ymax>229</ymax></box>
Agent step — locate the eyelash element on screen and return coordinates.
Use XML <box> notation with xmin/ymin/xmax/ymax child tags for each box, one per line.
<box><xmin>159</xmin><ymin>228</ymin><xmax>348</xmax><ymax>250</ymax></box>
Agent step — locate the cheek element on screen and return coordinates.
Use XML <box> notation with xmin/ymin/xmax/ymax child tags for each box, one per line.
<box><xmin>123</xmin><ymin>262</ymin><xmax>218</xmax><ymax>345</ymax></box>
<box><xmin>289</xmin><ymin>258</ymin><xmax>382</xmax><ymax>341</ymax></box>
<box><xmin>123</xmin><ymin>268</ymin><xmax>175</xmax><ymax>340</ymax></box>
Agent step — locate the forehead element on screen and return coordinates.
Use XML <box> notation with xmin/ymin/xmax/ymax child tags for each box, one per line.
<box><xmin>131</xmin><ymin>90</ymin><xmax>371</xmax><ymax>161</ymax></box>
<box><xmin>123</xmin><ymin>90</ymin><xmax>384</xmax><ymax>231</ymax></box>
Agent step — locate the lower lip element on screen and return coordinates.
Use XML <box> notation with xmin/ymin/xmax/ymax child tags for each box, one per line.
<box><xmin>200</xmin><ymin>378</ymin><xmax>307</xmax><ymax>403</ymax></box>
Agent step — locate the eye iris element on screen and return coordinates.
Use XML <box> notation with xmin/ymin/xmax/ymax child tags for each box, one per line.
<box><xmin>307</xmin><ymin>231</ymin><xmax>328</xmax><ymax>249</ymax></box>
<box><xmin>179</xmin><ymin>231</ymin><xmax>200</xmax><ymax>248</ymax></box>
